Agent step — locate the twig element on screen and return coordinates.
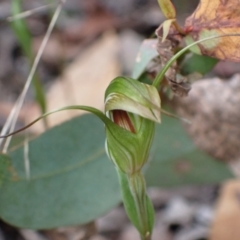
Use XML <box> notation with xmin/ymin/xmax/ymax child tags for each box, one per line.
<box><xmin>0</xmin><ymin>0</ymin><xmax>66</xmax><ymax>153</ymax></box>
<box><xmin>7</xmin><ymin>2</ymin><xmax>57</xmax><ymax>22</ymax></box>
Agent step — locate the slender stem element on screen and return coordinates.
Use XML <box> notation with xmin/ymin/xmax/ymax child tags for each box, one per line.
<box><xmin>173</xmin><ymin>21</ymin><xmax>185</xmax><ymax>35</ymax></box>
<box><xmin>7</xmin><ymin>2</ymin><xmax>56</xmax><ymax>21</ymax></box>
<box><xmin>161</xmin><ymin>108</ymin><xmax>191</xmax><ymax>124</ymax></box>
<box><xmin>0</xmin><ymin>105</ymin><xmax>111</xmax><ymax>138</ymax></box>
<box><xmin>0</xmin><ymin>0</ymin><xmax>65</xmax><ymax>153</ymax></box>
<box><xmin>152</xmin><ymin>33</ymin><xmax>240</xmax><ymax>88</ymax></box>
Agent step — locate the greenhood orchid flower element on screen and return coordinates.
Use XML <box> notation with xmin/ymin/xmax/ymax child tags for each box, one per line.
<box><xmin>104</xmin><ymin>77</ymin><xmax>161</xmax><ymax>175</ymax></box>
<box><xmin>103</xmin><ymin>76</ymin><xmax>161</xmax><ymax>239</ymax></box>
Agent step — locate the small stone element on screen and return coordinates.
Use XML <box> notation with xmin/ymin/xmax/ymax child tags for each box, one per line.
<box><xmin>195</xmin><ymin>205</ymin><xmax>214</xmax><ymax>226</ymax></box>
<box><xmin>96</xmin><ymin>207</ymin><xmax>128</xmax><ymax>233</ymax></box>
<box><xmin>163</xmin><ymin>198</ymin><xmax>195</xmax><ymax>226</ymax></box>
<box><xmin>174</xmin><ymin>225</ymin><xmax>209</xmax><ymax>240</ymax></box>
<box><xmin>147</xmin><ymin>187</ymin><xmax>172</xmax><ymax>208</ymax></box>
<box><xmin>175</xmin><ymin>75</ymin><xmax>240</xmax><ymax>162</ymax></box>
<box><xmin>152</xmin><ymin>212</ymin><xmax>173</xmax><ymax>240</ymax></box>
<box><xmin>44</xmin><ymin>223</ymin><xmax>96</xmax><ymax>240</ymax></box>
<box><xmin>0</xmin><ymin>229</ymin><xmax>5</xmax><ymax>240</ymax></box>
<box><xmin>119</xmin><ymin>224</ymin><xmax>139</xmax><ymax>240</ymax></box>
<box><xmin>89</xmin><ymin>235</ymin><xmax>109</xmax><ymax>240</ymax></box>
<box><xmin>20</xmin><ymin>229</ymin><xmax>47</xmax><ymax>240</ymax></box>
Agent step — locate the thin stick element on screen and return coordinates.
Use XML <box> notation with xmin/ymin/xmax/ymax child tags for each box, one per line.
<box><xmin>0</xmin><ymin>0</ymin><xmax>66</xmax><ymax>153</ymax></box>
<box><xmin>7</xmin><ymin>2</ymin><xmax>56</xmax><ymax>22</ymax></box>
<box><xmin>161</xmin><ymin>109</ymin><xmax>191</xmax><ymax>124</ymax></box>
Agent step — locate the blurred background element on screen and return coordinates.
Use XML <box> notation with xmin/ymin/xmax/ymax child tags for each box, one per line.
<box><xmin>1</xmin><ymin>0</ymin><xmax>240</xmax><ymax>240</ymax></box>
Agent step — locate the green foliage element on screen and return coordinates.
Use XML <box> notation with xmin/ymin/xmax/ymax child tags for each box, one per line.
<box><xmin>11</xmin><ymin>0</ymin><xmax>31</xmax><ymax>58</ymax></box>
<box><xmin>157</xmin><ymin>0</ymin><xmax>176</xmax><ymax>19</ymax></box>
<box><xmin>11</xmin><ymin>0</ymin><xmax>47</xmax><ymax>115</ymax></box>
<box><xmin>132</xmin><ymin>40</ymin><xmax>159</xmax><ymax>80</ymax></box>
<box><xmin>117</xmin><ymin>169</ymin><xmax>141</xmax><ymax>232</ymax></box>
<box><xmin>181</xmin><ymin>53</ymin><xmax>218</xmax><ymax>75</ymax></box>
<box><xmin>118</xmin><ymin>169</ymin><xmax>154</xmax><ymax>238</ymax></box>
<box><xmin>0</xmin><ymin>113</ymin><xmax>232</xmax><ymax>229</ymax></box>
<box><xmin>0</xmin><ymin>115</ymin><xmax>120</xmax><ymax>229</ymax></box>
<box><xmin>0</xmin><ymin>155</ymin><xmax>11</xmax><ymax>187</ymax></box>
<box><xmin>0</xmin><ymin>1</ymin><xmax>236</xmax><ymax>236</ymax></box>
<box><xmin>147</xmin><ymin>115</ymin><xmax>233</xmax><ymax>187</ymax></box>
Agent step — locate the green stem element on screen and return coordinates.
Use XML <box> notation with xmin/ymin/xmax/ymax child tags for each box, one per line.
<box><xmin>0</xmin><ymin>105</ymin><xmax>112</xmax><ymax>138</ymax></box>
<box><xmin>173</xmin><ymin>21</ymin><xmax>185</xmax><ymax>35</ymax></box>
<box><xmin>152</xmin><ymin>33</ymin><xmax>240</xmax><ymax>88</ymax></box>
<box><xmin>128</xmin><ymin>172</ymin><xmax>152</xmax><ymax>240</ymax></box>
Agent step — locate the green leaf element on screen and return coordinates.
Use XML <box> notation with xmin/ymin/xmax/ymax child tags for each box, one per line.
<box><xmin>162</xmin><ymin>19</ymin><xmax>176</xmax><ymax>42</ymax></box>
<box><xmin>0</xmin><ymin>114</ymin><xmax>121</xmax><ymax>229</ymax></box>
<box><xmin>0</xmin><ymin>155</ymin><xmax>11</xmax><ymax>187</ymax></box>
<box><xmin>145</xmin><ymin>194</ymin><xmax>154</xmax><ymax>234</ymax></box>
<box><xmin>132</xmin><ymin>40</ymin><xmax>159</xmax><ymax>80</ymax></box>
<box><xmin>138</xmin><ymin>73</ymin><xmax>152</xmax><ymax>85</ymax></box>
<box><xmin>11</xmin><ymin>0</ymin><xmax>32</xmax><ymax>58</ymax></box>
<box><xmin>117</xmin><ymin>170</ymin><xmax>154</xmax><ymax>237</ymax></box>
<box><xmin>11</xmin><ymin>0</ymin><xmax>47</xmax><ymax>115</ymax></box>
<box><xmin>181</xmin><ymin>53</ymin><xmax>218</xmax><ymax>75</ymax></box>
<box><xmin>32</xmin><ymin>75</ymin><xmax>47</xmax><ymax>116</ymax></box>
<box><xmin>146</xmin><ymin>115</ymin><xmax>233</xmax><ymax>187</ymax></box>
<box><xmin>117</xmin><ymin>169</ymin><xmax>141</xmax><ymax>232</ymax></box>
<box><xmin>157</xmin><ymin>0</ymin><xmax>176</xmax><ymax>19</ymax></box>
<box><xmin>0</xmin><ymin>111</ymin><xmax>233</xmax><ymax>229</ymax></box>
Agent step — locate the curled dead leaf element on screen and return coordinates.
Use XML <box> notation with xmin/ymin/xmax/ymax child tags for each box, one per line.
<box><xmin>155</xmin><ymin>26</ymin><xmax>191</xmax><ymax>97</ymax></box>
<box><xmin>185</xmin><ymin>0</ymin><xmax>240</xmax><ymax>62</ymax></box>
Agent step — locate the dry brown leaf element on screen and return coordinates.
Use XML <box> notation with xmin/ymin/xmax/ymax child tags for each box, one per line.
<box><xmin>155</xmin><ymin>26</ymin><xmax>191</xmax><ymax>97</ymax></box>
<box><xmin>210</xmin><ymin>180</ymin><xmax>240</xmax><ymax>240</ymax></box>
<box><xmin>23</xmin><ymin>32</ymin><xmax>121</xmax><ymax>133</ymax></box>
<box><xmin>185</xmin><ymin>0</ymin><xmax>240</xmax><ymax>61</ymax></box>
